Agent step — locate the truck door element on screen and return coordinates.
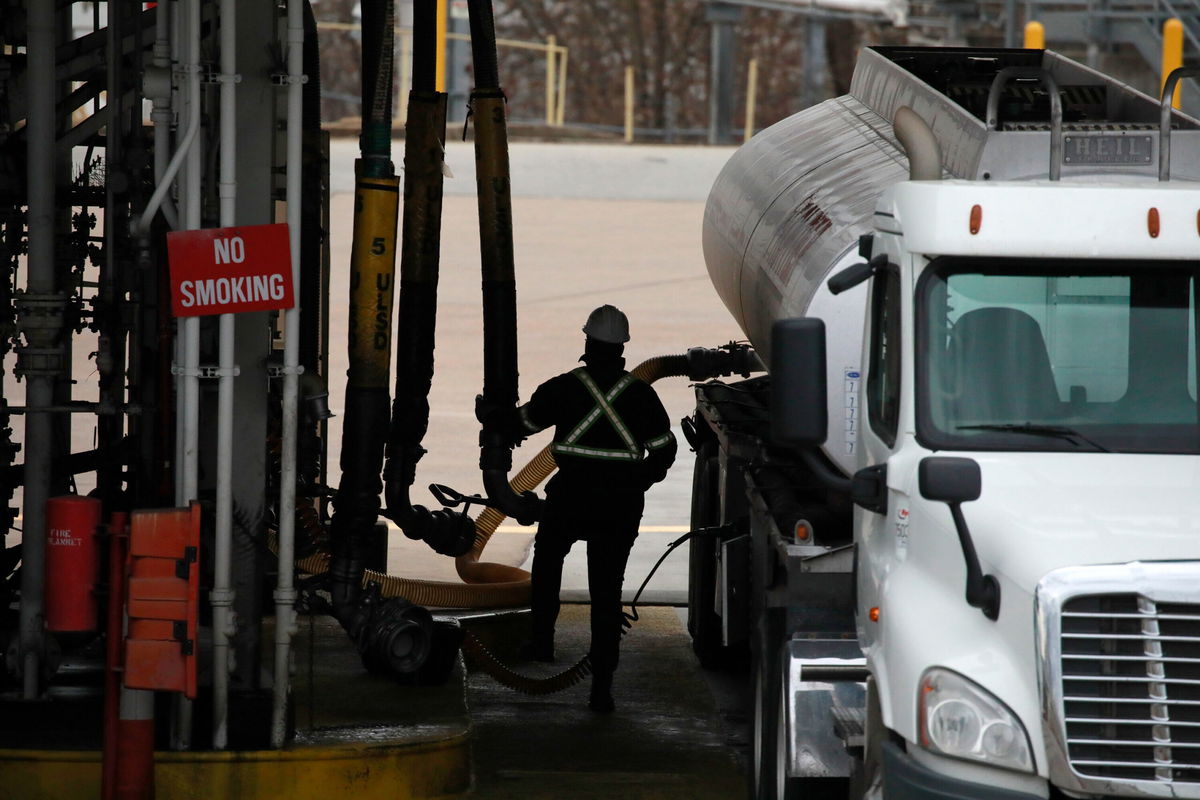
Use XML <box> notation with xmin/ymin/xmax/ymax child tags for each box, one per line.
<box><xmin>856</xmin><ymin>255</ymin><xmax>904</xmax><ymax>648</ymax></box>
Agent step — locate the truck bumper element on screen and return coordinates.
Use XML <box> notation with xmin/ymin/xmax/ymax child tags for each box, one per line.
<box><xmin>883</xmin><ymin>742</ymin><xmax>1043</xmax><ymax>800</ymax></box>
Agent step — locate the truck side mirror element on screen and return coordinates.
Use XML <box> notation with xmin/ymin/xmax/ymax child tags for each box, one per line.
<box><xmin>770</xmin><ymin>318</ymin><xmax>828</xmax><ymax>448</ymax></box>
<box><xmin>918</xmin><ymin>457</ymin><xmax>981</xmax><ymax>503</ymax></box>
<box><xmin>918</xmin><ymin>457</ymin><xmax>999</xmax><ymax>620</ymax></box>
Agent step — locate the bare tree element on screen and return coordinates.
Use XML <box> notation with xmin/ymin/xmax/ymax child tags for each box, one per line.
<box><xmin>314</xmin><ymin>0</ymin><xmax>362</xmax><ymax>124</ymax></box>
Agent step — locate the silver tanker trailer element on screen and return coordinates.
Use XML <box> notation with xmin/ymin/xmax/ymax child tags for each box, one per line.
<box><xmin>689</xmin><ymin>45</ymin><xmax>1200</xmax><ymax>799</ymax></box>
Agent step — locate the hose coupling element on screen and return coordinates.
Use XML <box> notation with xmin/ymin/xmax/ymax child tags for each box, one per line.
<box><xmin>347</xmin><ymin>583</ymin><xmax>434</xmax><ymax>677</ymax></box>
<box><xmin>481</xmin><ymin>469</ymin><xmax>543</xmax><ymax>526</ymax></box>
<box><xmin>299</xmin><ymin>372</ymin><xmax>334</xmax><ymax>421</ymax></box>
<box><xmin>685</xmin><ymin>343</ymin><xmax>763</xmax><ymax>381</ymax></box>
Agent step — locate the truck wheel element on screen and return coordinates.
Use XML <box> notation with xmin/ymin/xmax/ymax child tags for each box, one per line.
<box><xmin>753</xmin><ymin>661</ymin><xmax>781</xmax><ymax>799</ymax></box>
<box><xmin>688</xmin><ymin>443</ymin><xmax>726</xmax><ymax>668</ymax></box>
<box><xmin>751</xmin><ymin>613</ymin><xmax>785</xmax><ymax>800</ymax></box>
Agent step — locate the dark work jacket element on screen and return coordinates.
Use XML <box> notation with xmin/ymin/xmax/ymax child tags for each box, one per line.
<box><xmin>500</xmin><ymin>359</ymin><xmax>676</xmax><ymax>498</ymax></box>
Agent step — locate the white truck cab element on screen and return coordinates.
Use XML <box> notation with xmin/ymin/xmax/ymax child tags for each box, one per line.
<box><xmin>860</xmin><ymin>180</ymin><xmax>1200</xmax><ymax>797</ymax></box>
<box><xmin>691</xmin><ymin>45</ymin><xmax>1200</xmax><ymax>799</ymax></box>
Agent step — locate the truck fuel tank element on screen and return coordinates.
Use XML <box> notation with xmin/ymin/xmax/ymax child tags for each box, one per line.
<box><xmin>702</xmin><ymin>95</ymin><xmax>906</xmax><ymax>474</ymax></box>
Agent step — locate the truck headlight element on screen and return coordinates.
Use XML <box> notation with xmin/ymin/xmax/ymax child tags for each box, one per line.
<box><xmin>918</xmin><ymin>667</ymin><xmax>1034</xmax><ymax>773</ymax></box>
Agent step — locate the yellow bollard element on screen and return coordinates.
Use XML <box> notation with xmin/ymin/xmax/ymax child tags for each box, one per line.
<box><xmin>624</xmin><ymin>66</ymin><xmax>635</xmax><ymax>143</ymax></box>
<box><xmin>545</xmin><ymin>35</ymin><xmax>557</xmax><ymax>126</ymax></box>
<box><xmin>744</xmin><ymin>58</ymin><xmax>759</xmax><ymax>143</ymax></box>
<box><xmin>1024</xmin><ymin>21</ymin><xmax>1045</xmax><ymax>49</ymax></box>
<box><xmin>555</xmin><ymin>47</ymin><xmax>568</xmax><ymax>127</ymax></box>
<box><xmin>1162</xmin><ymin>18</ymin><xmax>1184</xmax><ymax>109</ymax></box>
<box><xmin>435</xmin><ymin>0</ymin><xmax>448</xmax><ymax>92</ymax></box>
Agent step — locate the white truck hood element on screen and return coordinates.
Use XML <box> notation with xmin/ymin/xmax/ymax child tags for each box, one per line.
<box><xmin>964</xmin><ymin>453</ymin><xmax>1200</xmax><ymax>594</ymax></box>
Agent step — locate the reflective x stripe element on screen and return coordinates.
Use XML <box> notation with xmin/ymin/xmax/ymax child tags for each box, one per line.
<box><xmin>562</xmin><ymin>369</ymin><xmax>638</xmax><ymax>453</ymax></box>
<box><xmin>551</xmin><ymin>442</ymin><xmax>641</xmax><ymax>461</ymax></box>
<box><xmin>645</xmin><ymin>431</ymin><xmax>675</xmax><ymax>450</ymax></box>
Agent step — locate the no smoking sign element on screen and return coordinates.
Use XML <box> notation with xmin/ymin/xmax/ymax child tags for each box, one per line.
<box><xmin>166</xmin><ymin>223</ymin><xmax>295</xmax><ymax>317</ymax></box>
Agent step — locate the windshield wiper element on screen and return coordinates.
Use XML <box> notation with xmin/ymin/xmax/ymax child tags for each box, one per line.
<box><xmin>956</xmin><ymin>423</ymin><xmax>1110</xmax><ymax>453</ymax></box>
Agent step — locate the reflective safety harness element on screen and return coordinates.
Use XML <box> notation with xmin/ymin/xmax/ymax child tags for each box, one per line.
<box><xmin>550</xmin><ymin>368</ymin><xmax>650</xmax><ymax>462</ymax></box>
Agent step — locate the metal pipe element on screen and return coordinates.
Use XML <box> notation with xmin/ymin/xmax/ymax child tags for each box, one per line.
<box><xmin>101</xmin><ymin>513</ymin><xmax>129</xmax><ymax>800</ymax></box>
<box><xmin>19</xmin><ymin>0</ymin><xmax>59</xmax><ymax>701</ymax></box>
<box><xmin>171</xmin><ymin>0</ymin><xmax>203</xmax><ymax>752</ymax></box>
<box><xmin>137</xmin><ymin>69</ymin><xmax>201</xmax><ymax>235</ymax></box>
<box><xmin>893</xmin><ymin>106</ymin><xmax>942</xmax><ymax>181</ymax></box>
<box><xmin>1159</xmin><ymin>67</ymin><xmax>1200</xmax><ymax>181</ymax></box>
<box><xmin>271</xmin><ymin>0</ymin><xmax>305</xmax><ymax>749</ymax></box>
<box><xmin>212</xmin><ymin>0</ymin><xmax>239</xmax><ymax>751</ymax></box>
<box><xmin>986</xmin><ymin>66</ymin><xmax>1062</xmax><ymax>180</ymax></box>
<box><xmin>147</xmin><ymin>1</ymin><xmax>178</xmax><ymax>231</ymax></box>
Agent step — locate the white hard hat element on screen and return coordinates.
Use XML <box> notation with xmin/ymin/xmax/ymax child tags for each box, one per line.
<box><xmin>582</xmin><ymin>305</ymin><xmax>630</xmax><ymax>344</ymax></box>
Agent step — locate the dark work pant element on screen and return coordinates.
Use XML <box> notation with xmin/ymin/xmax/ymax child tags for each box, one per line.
<box><xmin>530</xmin><ymin>488</ymin><xmax>644</xmax><ymax>678</ymax></box>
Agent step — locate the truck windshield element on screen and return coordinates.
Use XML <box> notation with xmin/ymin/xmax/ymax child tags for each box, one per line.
<box><xmin>917</xmin><ymin>258</ymin><xmax>1200</xmax><ymax>454</ymax></box>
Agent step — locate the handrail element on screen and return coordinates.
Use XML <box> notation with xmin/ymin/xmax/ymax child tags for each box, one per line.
<box><xmin>1159</xmin><ymin>67</ymin><xmax>1200</xmax><ymax>180</ymax></box>
<box><xmin>986</xmin><ymin>66</ymin><xmax>1064</xmax><ymax>180</ymax></box>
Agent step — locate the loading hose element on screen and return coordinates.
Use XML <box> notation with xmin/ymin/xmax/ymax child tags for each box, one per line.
<box><xmin>298</xmin><ymin>347</ymin><xmax>755</xmax><ymax>609</ymax></box>
<box><xmin>292</xmin><ymin>346</ymin><xmax>757</xmax><ymax>692</ymax></box>
<box><xmin>328</xmin><ymin>0</ymin><xmax>398</xmax><ymax>626</ymax></box>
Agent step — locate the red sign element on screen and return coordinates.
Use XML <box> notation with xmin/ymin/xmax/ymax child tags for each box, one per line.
<box><xmin>166</xmin><ymin>223</ymin><xmax>294</xmax><ymax>317</ymax></box>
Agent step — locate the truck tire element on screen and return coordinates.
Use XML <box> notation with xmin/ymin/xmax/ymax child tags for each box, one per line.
<box><xmin>753</xmin><ymin>658</ymin><xmax>781</xmax><ymax>799</ymax></box>
<box><xmin>751</xmin><ymin>614</ymin><xmax>784</xmax><ymax>799</ymax></box>
<box><xmin>688</xmin><ymin>442</ymin><xmax>726</xmax><ymax>668</ymax></box>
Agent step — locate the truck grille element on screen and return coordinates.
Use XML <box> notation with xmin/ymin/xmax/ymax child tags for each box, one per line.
<box><xmin>1061</xmin><ymin>594</ymin><xmax>1200</xmax><ymax>784</ymax></box>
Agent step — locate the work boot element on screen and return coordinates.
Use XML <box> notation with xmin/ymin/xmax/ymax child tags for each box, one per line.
<box><xmin>588</xmin><ymin>672</ymin><xmax>615</xmax><ymax>713</ymax></box>
<box><xmin>517</xmin><ymin>639</ymin><xmax>556</xmax><ymax>663</ymax></box>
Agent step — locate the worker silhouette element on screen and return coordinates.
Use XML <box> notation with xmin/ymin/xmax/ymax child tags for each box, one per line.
<box><xmin>485</xmin><ymin>305</ymin><xmax>676</xmax><ymax>712</ymax></box>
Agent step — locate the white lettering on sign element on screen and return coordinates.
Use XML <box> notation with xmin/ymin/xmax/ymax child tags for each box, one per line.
<box><xmin>49</xmin><ymin>528</ymin><xmax>82</xmax><ymax>547</ymax></box>
<box><xmin>178</xmin><ymin>274</ymin><xmax>287</xmax><ymax>309</ymax></box>
<box><xmin>213</xmin><ymin>236</ymin><xmax>246</xmax><ymax>265</ymax></box>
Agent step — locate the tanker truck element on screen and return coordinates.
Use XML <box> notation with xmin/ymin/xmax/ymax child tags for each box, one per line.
<box><xmin>688</xmin><ymin>45</ymin><xmax>1200</xmax><ymax>799</ymax></box>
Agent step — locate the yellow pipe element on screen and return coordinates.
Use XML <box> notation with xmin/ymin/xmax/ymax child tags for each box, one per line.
<box><xmin>1024</xmin><ymin>20</ymin><xmax>1045</xmax><ymax>49</ymax></box>
<box><xmin>545</xmin><ymin>35</ymin><xmax>557</xmax><ymax>126</ymax></box>
<box><xmin>435</xmin><ymin>0</ymin><xmax>448</xmax><ymax>92</ymax></box>
<box><xmin>347</xmin><ymin>176</ymin><xmax>400</xmax><ymax>389</ymax></box>
<box><xmin>555</xmin><ymin>47</ymin><xmax>568</xmax><ymax>127</ymax></box>
<box><xmin>1162</xmin><ymin>18</ymin><xmax>1184</xmax><ymax>109</ymax></box>
<box><xmin>744</xmin><ymin>58</ymin><xmax>759</xmax><ymax>142</ymax></box>
<box><xmin>624</xmin><ymin>66</ymin><xmax>635</xmax><ymax>143</ymax></box>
